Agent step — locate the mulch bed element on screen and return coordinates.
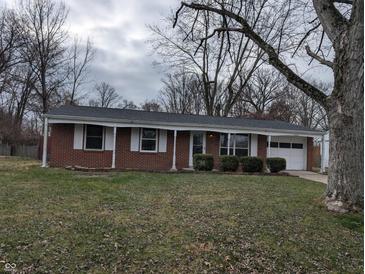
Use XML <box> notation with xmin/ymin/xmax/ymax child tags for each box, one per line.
<box><xmin>64</xmin><ymin>165</ymin><xmax>291</xmax><ymax>176</ymax></box>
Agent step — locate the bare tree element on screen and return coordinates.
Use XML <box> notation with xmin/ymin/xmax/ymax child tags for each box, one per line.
<box><xmin>140</xmin><ymin>99</ymin><xmax>162</xmax><ymax>112</ymax></box>
<box><xmin>19</xmin><ymin>0</ymin><xmax>69</xmax><ymax>114</ymax></box>
<box><xmin>89</xmin><ymin>82</ymin><xmax>119</xmax><ymax>108</ymax></box>
<box><xmin>159</xmin><ymin>69</ymin><xmax>203</xmax><ymax>114</ymax></box>
<box><xmin>0</xmin><ymin>63</ymin><xmax>37</xmax><ymax>144</ymax></box>
<box><xmin>118</xmin><ymin>99</ymin><xmax>137</xmax><ymax>110</ymax></box>
<box><xmin>150</xmin><ymin>0</ymin><xmax>296</xmax><ymax>116</ymax></box>
<box><xmin>0</xmin><ymin>7</ymin><xmax>36</xmax><ymax>136</ymax></box>
<box><xmin>231</xmin><ymin>71</ymin><xmax>329</xmax><ymax>129</ymax></box>
<box><xmin>267</xmin><ymin>98</ymin><xmax>296</xmax><ymax>123</ymax></box>
<box><xmin>66</xmin><ymin>37</ymin><xmax>94</xmax><ymax>105</ymax></box>
<box><xmin>0</xmin><ymin>9</ymin><xmax>23</xmax><ymax>80</ymax></box>
<box><xmin>234</xmin><ymin>68</ymin><xmax>286</xmax><ymax>116</ymax></box>
<box><xmin>5</xmin><ymin>64</ymin><xmax>36</xmax><ymax>129</ymax></box>
<box><xmin>0</xmin><ymin>0</ymin><xmax>97</xmax><ymax>144</ymax></box>
<box><xmin>288</xmin><ymin>81</ymin><xmax>329</xmax><ymax>130</ymax></box>
<box><xmin>174</xmin><ymin>0</ymin><xmax>363</xmax><ymax>211</ymax></box>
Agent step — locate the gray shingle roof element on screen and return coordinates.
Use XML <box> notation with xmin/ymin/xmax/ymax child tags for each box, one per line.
<box><xmin>47</xmin><ymin>105</ymin><xmax>323</xmax><ymax>134</ymax></box>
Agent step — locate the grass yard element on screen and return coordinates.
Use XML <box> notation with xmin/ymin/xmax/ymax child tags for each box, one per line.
<box><xmin>0</xmin><ymin>158</ymin><xmax>363</xmax><ymax>273</ymax></box>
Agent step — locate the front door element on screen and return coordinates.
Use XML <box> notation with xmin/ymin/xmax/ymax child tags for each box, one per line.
<box><xmin>189</xmin><ymin>131</ymin><xmax>206</xmax><ymax>167</ymax></box>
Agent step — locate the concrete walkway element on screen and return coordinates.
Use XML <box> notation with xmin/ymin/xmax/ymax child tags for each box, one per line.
<box><xmin>287</xmin><ymin>171</ymin><xmax>328</xmax><ymax>184</ymax></box>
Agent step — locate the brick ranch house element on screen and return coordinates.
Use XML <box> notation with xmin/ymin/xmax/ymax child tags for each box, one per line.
<box><xmin>41</xmin><ymin>105</ymin><xmax>325</xmax><ymax>171</ymax></box>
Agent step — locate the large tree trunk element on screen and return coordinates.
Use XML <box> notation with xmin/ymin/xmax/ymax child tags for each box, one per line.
<box><xmin>325</xmin><ymin>1</ymin><xmax>364</xmax><ymax>212</ymax></box>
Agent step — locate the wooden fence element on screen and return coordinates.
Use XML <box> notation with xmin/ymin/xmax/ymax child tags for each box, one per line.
<box><xmin>0</xmin><ymin>144</ymin><xmax>11</xmax><ymax>156</ymax></box>
<box><xmin>0</xmin><ymin>144</ymin><xmax>39</xmax><ymax>159</ymax></box>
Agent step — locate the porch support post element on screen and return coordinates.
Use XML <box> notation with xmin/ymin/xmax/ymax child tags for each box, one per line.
<box><xmin>320</xmin><ymin>134</ymin><xmax>325</xmax><ymax>173</ymax></box>
<box><xmin>112</xmin><ymin>126</ymin><xmax>117</xmax><ymax>169</ymax></box>
<box><xmin>227</xmin><ymin>133</ymin><xmax>231</xmax><ymax>155</ymax></box>
<box><xmin>267</xmin><ymin>135</ymin><xmax>271</xmax><ymax>158</ymax></box>
<box><xmin>41</xmin><ymin>117</ymin><xmax>48</xmax><ymax>168</ymax></box>
<box><xmin>171</xmin><ymin>130</ymin><xmax>177</xmax><ymax>171</ymax></box>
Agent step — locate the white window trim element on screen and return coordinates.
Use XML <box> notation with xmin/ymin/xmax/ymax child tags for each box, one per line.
<box><xmin>83</xmin><ymin>124</ymin><xmax>105</xmax><ymax>151</ymax></box>
<box><xmin>139</xmin><ymin>128</ymin><xmax>158</xmax><ymax>153</ymax></box>
<box><xmin>219</xmin><ymin>133</ymin><xmax>250</xmax><ymax>156</ymax></box>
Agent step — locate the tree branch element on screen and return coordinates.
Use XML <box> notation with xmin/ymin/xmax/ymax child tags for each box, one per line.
<box><xmin>305</xmin><ymin>45</ymin><xmax>334</xmax><ymax>68</ymax></box>
<box><xmin>292</xmin><ymin>23</ymin><xmax>320</xmax><ymax>57</ymax></box>
<box><xmin>194</xmin><ymin>27</ymin><xmax>243</xmax><ymax>55</ymax></box>
<box><xmin>174</xmin><ymin>2</ymin><xmax>328</xmax><ymax>107</ymax></box>
<box><xmin>313</xmin><ymin>0</ymin><xmax>349</xmax><ymax>46</ymax></box>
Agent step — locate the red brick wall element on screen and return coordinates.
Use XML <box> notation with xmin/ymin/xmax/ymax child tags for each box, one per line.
<box><xmin>49</xmin><ymin>124</ymin><xmax>192</xmax><ymax>170</ymax></box>
<box><xmin>50</xmin><ymin>124</ymin><xmax>112</xmax><ymax>168</ymax></box>
<box><xmin>206</xmin><ymin>132</ymin><xmax>221</xmax><ymax>169</ymax></box>
<box><xmin>115</xmin><ymin>128</ymin><xmax>170</xmax><ymax>170</ymax></box>
<box><xmin>257</xmin><ymin>135</ymin><xmax>267</xmax><ymax>160</ymax></box>
<box><xmin>307</xmin><ymin>137</ymin><xmax>314</xmax><ymax>171</ymax></box>
<box><xmin>116</xmin><ymin>128</ymin><xmax>191</xmax><ymax>170</ymax></box>
<box><xmin>49</xmin><ymin>124</ymin><xmax>312</xmax><ymax>171</ymax></box>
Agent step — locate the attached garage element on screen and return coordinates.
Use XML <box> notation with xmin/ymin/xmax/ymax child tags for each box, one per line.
<box><xmin>268</xmin><ymin>136</ymin><xmax>307</xmax><ymax>170</ymax></box>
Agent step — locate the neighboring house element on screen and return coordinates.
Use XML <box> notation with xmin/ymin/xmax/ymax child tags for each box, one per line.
<box><xmin>42</xmin><ymin>105</ymin><xmax>324</xmax><ymax>171</ymax></box>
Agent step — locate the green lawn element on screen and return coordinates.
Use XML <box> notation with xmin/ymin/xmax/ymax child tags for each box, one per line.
<box><xmin>0</xmin><ymin>158</ymin><xmax>363</xmax><ymax>273</ymax></box>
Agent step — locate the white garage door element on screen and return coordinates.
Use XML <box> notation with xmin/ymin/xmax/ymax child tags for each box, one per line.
<box><xmin>268</xmin><ymin>137</ymin><xmax>306</xmax><ymax>170</ymax></box>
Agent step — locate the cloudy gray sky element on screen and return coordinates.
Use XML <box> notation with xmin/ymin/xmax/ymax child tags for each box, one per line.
<box><xmin>0</xmin><ymin>0</ymin><xmax>177</xmax><ymax>104</ymax></box>
<box><xmin>59</xmin><ymin>1</ymin><xmax>333</xmax><ymax>104</ymax></box>
<box><xmin>0</xmin><ymin>0</ymin><xmax>333</xmax><ymax>105</ymax></box>
<box><xmin>63</xmin><ymin>0</ymin><xmax>332</xmax><ymax>104</ymax></box>
<box><xmin>65</xmin><ymin>0</ymin><xmax>176</xmax><ymax>104</ymax></box>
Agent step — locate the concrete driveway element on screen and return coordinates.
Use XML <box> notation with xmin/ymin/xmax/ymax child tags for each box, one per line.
<box><xmin>287</xmin><ymin>171</ymin><xmax>328</xmax><ymax>184</ymax></box>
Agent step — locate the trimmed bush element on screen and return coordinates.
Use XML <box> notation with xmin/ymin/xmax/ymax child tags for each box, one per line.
<box><xmin>193</xmin><ymin>154</ymin><xmax>214</xmax><ymax>171</ymax></box>
<box><xmin>220</xmin><ymin>155</ymin><xmax>239</xmax><ymax>172</ymax></box>
<box><xmin>266</xmin><ymin>157</ymin><xmax>286</xmax><ymax>173</ymax></box>
<box><xmin>240</xmin><ymin>156</ymin><xmax>263</xmax><ymax>173</ymax></box>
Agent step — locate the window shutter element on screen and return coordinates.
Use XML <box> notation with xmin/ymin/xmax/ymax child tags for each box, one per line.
<box><xmin>104</xmin><ymin>127</ymin><xmax>113</xmax><ymax>150</ymax></box>
<box><xmin>158</xmin><ymin>129</ymin><xmax>167</xmax><ymax>152</ymax></box>
<box><xmin>73</xmin><ymin>124</ymin><xmax>83</xmax><ymax>149</ymax></box>
<box><xmin>250</xmin><ymin>134</ymin><xmax>258</xmax><ymax>156</ymax></box>
<box><xmin>130</xmin><ymin>128</ymin><xmax>140</xmax><ymax>151</ymax></box>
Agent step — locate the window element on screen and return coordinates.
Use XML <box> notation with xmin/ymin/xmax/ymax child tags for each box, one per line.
<box><xmin>85</xmin><ymin>125</ymin><xmax>104</xmax><ymax>150</ymax></box>
<box><xmin>279</xmin><ymin>142</ymin><xmax>291</xmax><ymax>148</ymax></box>
<box><xmin>292</xmin><ymin>143</ymin><xmax>304</xmax><ymax>149</ymax></box>
<box><xmin>220</xmin><ymin>133</ymin><xmax>249</xmax><ymax>156</ymax></box>
<box><xmin>267</xmin><ymin>142</ymin><xmax>279</xmax><ymax>148</ymax></box>
<box><xmin>220</xmin><ymin>133</ymin><xmax>234</xmax><ymax>155</ymax></box>
<box><xmin>192</xmin><ymin>133</ymin><xmax>204</xmax><ymax>154</ymax></box>
<box><xmin>140</xmin><ymin>128</ymin><xmax>157</xmax><ymax>152</ymax></box>
<box><xmin>234</xmin><ymin>134</ymin><xmax>249</xmax><ymax>156</ymax></box>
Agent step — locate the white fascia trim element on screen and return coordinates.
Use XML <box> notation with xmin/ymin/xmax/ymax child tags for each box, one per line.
<box><xmin>47</xmin><ymin>116</ymin><xmax>324</xmax><ymax>138</ymax></box>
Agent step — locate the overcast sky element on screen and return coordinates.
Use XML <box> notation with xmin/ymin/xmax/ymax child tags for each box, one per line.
<box><xmin>0</xmin><ymin>0</ymin><xmax>333</xmax><ymax>105</ymax></box>
<box><xmin>64</xmin><ymin>0</ymin><xmax>332</xmax><ymax>104</ymax></box>
<box><xmin>0</xmin><ymin>0</ymin><xmax>177</xmax><ymax>104</ymax></box>
<box><xmin>65</xmin><ymin>0</ymin><xmax>176</xmax><ymax>104</ymax></box>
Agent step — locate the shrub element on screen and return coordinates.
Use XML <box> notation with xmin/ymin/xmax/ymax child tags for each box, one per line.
<box><xmin>266</xmin><ymin>157</ymin><xmax>286</xmax><ymax>173</ymax></box>
<box><xmin>240</xmin><ymin>156</ymin><xmax>263</xmax><ymax>173</ymax></box>
<box><xmin>193</xmin><ymin>154</ymin><xmax>214</xmax><ymax>171</ymax></box>
<box><xmin>220</xmin><ymin>155</ymin><xmax>239</xmax><ymax>172</ymax></box>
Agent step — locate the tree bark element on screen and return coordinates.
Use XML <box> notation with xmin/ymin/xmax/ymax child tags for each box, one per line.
<box><xmin>325</xmin><ymin>0</ymin><xmax>363</xmax><ymax>211</ymax></box>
